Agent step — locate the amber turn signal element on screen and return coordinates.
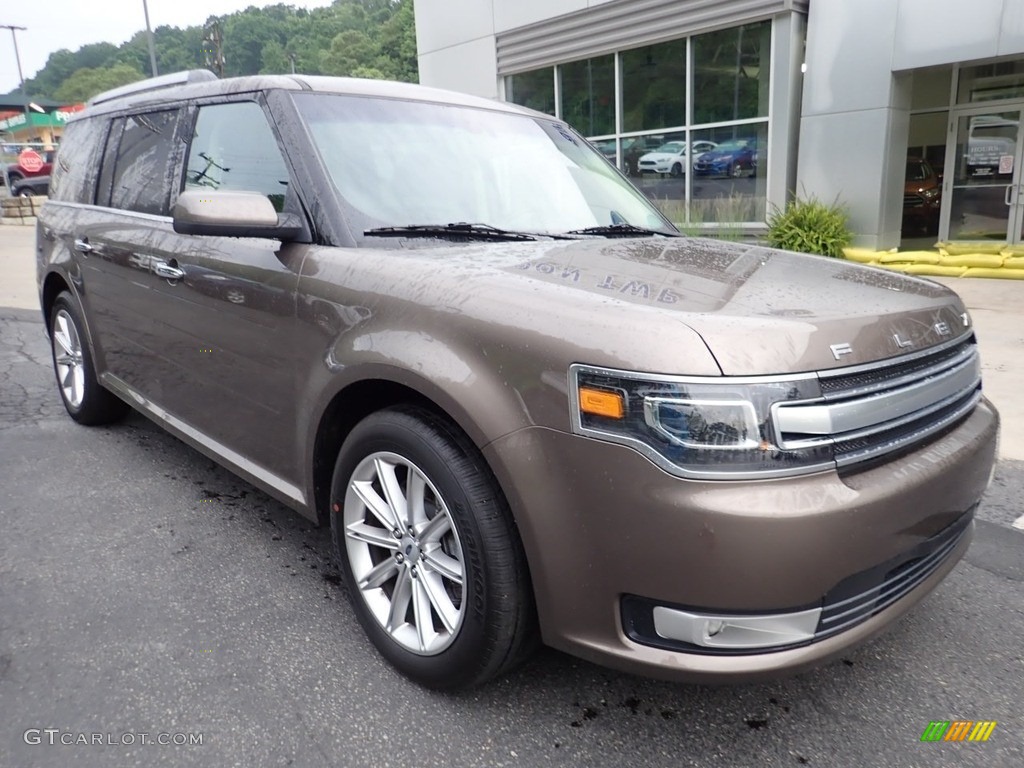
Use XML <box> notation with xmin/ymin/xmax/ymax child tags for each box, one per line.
<box><xmin>579</xmin><ymin>387</ymin><xmax>625</xmax><ymax>419</ymax></box>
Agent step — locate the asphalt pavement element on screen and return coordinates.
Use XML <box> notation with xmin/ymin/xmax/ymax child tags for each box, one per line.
<box><xmin>1</xmin><ymin>222</ymin><xmax>1022</xmax><ymax>767</ymax></box>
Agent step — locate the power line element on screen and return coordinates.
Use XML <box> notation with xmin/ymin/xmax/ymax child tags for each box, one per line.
<box><xmin>1</xmin><ymin>24</ymin><xmax>31</xmax><ymax>129</ymax></box>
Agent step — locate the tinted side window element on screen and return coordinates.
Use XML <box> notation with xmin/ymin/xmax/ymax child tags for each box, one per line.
<box><xmin>109</xmin><ymin>110</ymin><xmax>180</xmax><ymax>215</ymax></box>
<box><xmin>50</xmin><ymin>118</ymin><xmax>108</xmax><ymax>204</ymax></box>
<box><xmin>95</xmin><ymin>117</ymin><xmax>124</xmax><ymax>207</ymax></box>
<box><xmin>184</xmin><ymin>101</ymin><xmax>290</xmax><ymax>211</ymax></box>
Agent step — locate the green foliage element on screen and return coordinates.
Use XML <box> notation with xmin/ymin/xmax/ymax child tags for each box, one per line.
<box><xmin>53</xmin><ymin>63</ymin><xmax>146</xmax><ymax>103</ymax></box>
<box><xmin>765</xmin><ymin>195</ymin><xmax>852</xmax><ymax>258</ymax></box>
<box><xmin>14</xmin><ymin>0</ymin><xmax>418</xmax><ymax>101</ymax></box>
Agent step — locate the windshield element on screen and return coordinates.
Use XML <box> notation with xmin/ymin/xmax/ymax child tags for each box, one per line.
<box><xmin>291</xmin><ymin>93</ymin><xmax>675</xmax><ymax>237</ymax></box>
<box><xmin>905</xmin><ymin>160</ymin><xmax>930</xmax><ymax>182</ymax></box>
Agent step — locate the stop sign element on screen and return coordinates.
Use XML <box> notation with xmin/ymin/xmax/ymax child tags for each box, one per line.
<box><xmin>18</xmin><ymin>149</ymin><xmax>44</xmax><ymax>174</ymax></box>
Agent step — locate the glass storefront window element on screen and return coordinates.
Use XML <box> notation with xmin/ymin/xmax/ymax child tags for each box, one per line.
<box><xmin>503</xmin><ymin>19</ymin><xmax>777</xmax><ymax>226</ymax></box>
<box><xmin>621</xmin><ymin>40</ymin><xmax>687</xmax><ymax>133</ymax></box>
<box><xmin>692</xmin><ymin>21</ymin><xmax>770</xmax><ymax>125</ymax></box>
<box><xmin>958</xmin><ymin>61</ymin><xmax>1024</xmax><ymax>104</ymax></box>
<box><xmin>506</xmin><ymin>68</ymin><xmax>556</xmax><ymax>116</ymax></box>
<box><xmin>560</xmin><ymin>55</ymin><xmax>615</xmax><ymax>137</ymax></box>
<box><xmin>690</xmin><ymin>122</ymin><xmax>768</xmax><ymax>223</ymax></box>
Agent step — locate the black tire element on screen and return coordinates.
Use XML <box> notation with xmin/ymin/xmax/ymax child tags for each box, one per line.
<box><xmin>730</xmin><ymin>162</ymin><xmax>744</xmax><ymax>178</ymax></box>
<box><xmin>670</xmin><ymin>162</ymin><xmax>683</xmax><ymax>178</ymax></box>
<box><xmin>330</xmin><ymin>406</ymin><xmax>536</xmax><ymax>690</ymax></box>
<box><xmin>49</xmin><ymin>291</ymin><xmax>129</xmax><ymax>426</ymax></box>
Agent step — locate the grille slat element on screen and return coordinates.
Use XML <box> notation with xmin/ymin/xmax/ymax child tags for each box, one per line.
<box><xmin>776</xmin><ymin>336</ymin><xmax>980</xmax><ymax>469</ymax></box>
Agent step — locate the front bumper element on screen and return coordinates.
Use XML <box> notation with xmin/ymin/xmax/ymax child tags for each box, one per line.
<box><xmin>482</xmin><ymin>399</ymin><xmax>998</xmax><ymax>682</ymax></box>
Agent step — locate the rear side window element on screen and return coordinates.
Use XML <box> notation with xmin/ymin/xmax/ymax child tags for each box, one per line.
<box><xmin>107</xmin><ymin>110</ymin><xmax>181</xmax><ymax>216</ymax></box>
<box><xmin>184</xmin><ymin>101</ymin><xmax>291</xmax><ymax>211</ymax></box>
<box><xmin>49</xmin><ymin>118</ymin><xmax>107</xmax><ymax>204</ymax></box>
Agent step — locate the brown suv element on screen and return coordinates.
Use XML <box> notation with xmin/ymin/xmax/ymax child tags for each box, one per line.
<box><xmin>37</xmin><ymin>71</ymin><xmax>998</xmax><ymax>690</ymax></box>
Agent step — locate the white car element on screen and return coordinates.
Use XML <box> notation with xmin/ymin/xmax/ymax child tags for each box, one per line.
<box><xmin>636</xmin><ymin>140</ymin><xmax>718</xmax><ymax>177</ymax></box>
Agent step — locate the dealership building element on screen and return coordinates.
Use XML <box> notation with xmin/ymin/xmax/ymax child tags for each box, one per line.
<box><xmin>414</xmin><ymin>0</ymin><xmax>1024</xmax><ymax>249</ymax></box>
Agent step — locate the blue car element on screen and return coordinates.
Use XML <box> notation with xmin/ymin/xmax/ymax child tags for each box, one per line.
<box><xmin>693</xmin><ymin>138</ymin><xmax>757</xmax><ymax>178</ymax></box>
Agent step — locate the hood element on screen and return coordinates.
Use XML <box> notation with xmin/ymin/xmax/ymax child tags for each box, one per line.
<box><xmin>402</xmin><ymin>236</ymin><xmax>970</xmax><ymax>376</ymax></box>
<box><xmin>640</xmin><ymin>151</ymin><xmax>681</xmax><ymax>162</ymax></box>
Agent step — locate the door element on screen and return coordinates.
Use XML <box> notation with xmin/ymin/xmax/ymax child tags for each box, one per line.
<box><xmin>143</xmin><ymin>98</ymin><xmax>311</xmax><ymax>492</ymax></box>
<box><xmin>944</xmin><ymin>106</ymin><xmax>1024</xmax><ymax>243</ymax></box>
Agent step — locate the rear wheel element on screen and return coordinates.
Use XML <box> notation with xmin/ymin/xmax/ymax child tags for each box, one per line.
<box><xmin>330</xmin><ymin>406</ymin><xmax>536</xmax><ymax>689</ymax></box>
<box><xmin>49</xmin><ymin>292</ymin><xmax>128</xmax><ymax>425</ymax></box>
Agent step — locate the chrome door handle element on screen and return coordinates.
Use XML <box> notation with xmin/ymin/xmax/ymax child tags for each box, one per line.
<box><xmin>153</xmin><ymin>261</ymin><xmax>185</xmax><ymax>280</ymax></box>
<box><xmin>74</xmin><ymin>238</ymin><xmax>93</xmax><ymax>254</ymax></box>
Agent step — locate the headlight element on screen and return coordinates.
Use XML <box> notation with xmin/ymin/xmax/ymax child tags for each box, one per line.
<box><xmin>921</xmin><ymin>188</ymin><xmax>940</xmax><ymax>199</ymax></box>
<box><xmin>570</xmin><ymin>364</ymin><xmax>833</xmax><ymax>480</ymax></box>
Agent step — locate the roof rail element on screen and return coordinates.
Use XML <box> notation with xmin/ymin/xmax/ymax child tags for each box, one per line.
<box><xmin>88</xmin><ymin>70</ymin><xmax>218</xmax><ymax>107</ymax></box>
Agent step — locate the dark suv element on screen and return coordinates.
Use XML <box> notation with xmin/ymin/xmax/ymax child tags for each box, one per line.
<box><xmin>37</xmin><ymin>71</ymin><xmax>998</xmax><ymax>689</ymax></box>
<box><xmin>902</xmin><ymin>157</ymin><xmax>942</xmax><ymax>235</ymax></box>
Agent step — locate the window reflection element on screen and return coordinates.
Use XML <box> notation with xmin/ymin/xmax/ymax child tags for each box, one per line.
<box><xmin>561</xmin><ymin>55</ymin><xmax>615</xmax><ymax>137</ymax></box>
<box><xmin>692</xmin><ymin>21</ymin><xmax>770</xmax><ymax>125</ymax></box>
<box><xmin>690</xmin><ymin>123</ymin><xmax>768</xmax><ymax>223</ymax></box>
<box><xmin>621</xmin><ymin>40</ymin><xmax>686</xmax><ymax>133</ymax></box>
<box><xmin>507</xmin><ymin>68</ymin><xmax>556</xmax><ymax>116</ymax></box>
<box><xmin>503</xmin><ymin>20</ymin><xmax>774</xmax><ymax>226</ymax></box>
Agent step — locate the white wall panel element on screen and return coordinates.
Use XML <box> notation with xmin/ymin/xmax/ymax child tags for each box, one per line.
<box><xmin>893</xmin><ymin>0</ymin><xmax>1006</xmax><ymax>71</ymax></box>
<box><xmin>418</xmin><ymin>37</ymin><xmax>500</xmax><ymax>99</ymax></box>
<box><xmin>801</xmin><ymin>0</ymin><xmax>899</xmax><ymax>116</ymax></box>
<box><xmin>414</xmin><ymin>0</ymin><xmax>495</xmax><ymax>56</ymax></box>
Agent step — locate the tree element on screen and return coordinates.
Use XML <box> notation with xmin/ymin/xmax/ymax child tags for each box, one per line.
<box><xmin>54</xmin><ymin>63</ymin><xmax>146</xmax><ymax>103</ymax></box>
<box><xmin>16</xmin><ymin>0</ymin><xmax>420</xmax><ymax>99</ymax></box>
<box><xmin>321</xmin><ymin>29</ymin><xmax>379</xmax><ymax>77</ymax></box>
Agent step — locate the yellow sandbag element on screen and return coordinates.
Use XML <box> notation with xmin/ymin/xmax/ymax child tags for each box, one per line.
<box><xmin>899</xmin><ymin>264</ymin><xmax>968</xmax><ymax>277</ymax></box>
<box><xmin>1000</xmin><ymin>244</ymin><xmax>1024</xmax><ymax>257</ymax></box>
<box><xmin>940</xmin><ymin>253</ymin><xmax>1005</xmax><ymax>268</ymax></box>
<box><xmin>937</xmin><ymin>241</ymin><xmax>1006</xmax><ymax>255</ymax></box>
<box><xmin>842</xmin><ymin>247</ymin><xmax>888</xmax><ymax>263</ymax></box>
<box><xmin>1002</xmin><ymin>256</ymin><xmax>1024</xmax><ymax>269</ymax></box>
<box><xmin>963</xmin><ymin>267</ymin><xmax>1024</xmax><ymax>279</ymax></box>
<box><xmin>878</xmin><ymin>250</ymin><xmax>941</xmax><ymax>265</ymax></box>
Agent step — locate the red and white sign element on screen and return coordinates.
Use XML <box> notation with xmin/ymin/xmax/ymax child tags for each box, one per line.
<box><xmin>17</xmin><ymin>149</ymin><xmax>44</xmax><ymax>174</ymax></box>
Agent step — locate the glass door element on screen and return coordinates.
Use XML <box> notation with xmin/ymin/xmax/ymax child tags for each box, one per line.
<box><xmin>944</xmin><ymin>107</ymin><xmax>1024</xmax><ymax>242</ymax></box>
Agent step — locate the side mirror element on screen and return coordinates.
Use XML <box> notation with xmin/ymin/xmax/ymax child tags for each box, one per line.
<box><xmin>172</xmin><ymin>189</ymin><xmax>302</xmax><ymax>240</ymax></box>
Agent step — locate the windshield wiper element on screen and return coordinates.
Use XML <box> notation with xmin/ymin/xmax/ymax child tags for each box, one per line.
<box><xmin>366</xmin><ymin>223</ymin><xmax>564</xmax><ymax>242</ymax></box>
<box><xmin>564</xmin><ymin>223</ymin><xmax>678</xmax><ymax>238</ymax></box>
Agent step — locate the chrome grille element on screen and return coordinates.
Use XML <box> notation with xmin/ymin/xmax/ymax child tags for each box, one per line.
<box><xmin>774</xmin><ymin>336</ymin><xmax>981</xmax><ymax>469</ymax></box>
<box><xmin>904</xmin><ymin>193</ymin><xmax>924</xmax><ymax>208</ymax></box>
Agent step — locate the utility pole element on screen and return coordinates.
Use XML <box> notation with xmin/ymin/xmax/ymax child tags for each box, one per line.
<box><xmin>141</xmin><ymin>0</ymin><xmax>159</xmax><ymax>77</ymax></box>
<box><xmin>202</xmin><ymin>20</ymin><xmax>225</xmax><ymax>78</ymax></box>
<box><xmin>1</xmin><ymin>24</ymin><xmax>31</xmax><ymax>132</ymax></box>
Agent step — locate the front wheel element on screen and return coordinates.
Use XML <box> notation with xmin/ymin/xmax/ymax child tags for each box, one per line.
<box><xmin>670</xmin><ymin>162</ymin><xmax>683</xmax><ymax>178</ymax></box>
<box><xmin>330</xmin><ymin>406</ymin><xmax>536</xmax><ymax>689</ymax></box>
<box><xmin>49</xmin><ymin>291</ymin><xmax>129</xmax><ymax>425</ymax></box>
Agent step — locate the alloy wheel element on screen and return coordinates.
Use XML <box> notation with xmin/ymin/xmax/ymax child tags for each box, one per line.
<box><xmin>343</xmin><ymin>451</ymin><xmax>466</xmax><ymax>655</ymax></box>
<box><xmin>52</xmin><ymin>309</ymin><xmax>85</xmax><ymax>409</ymax></box>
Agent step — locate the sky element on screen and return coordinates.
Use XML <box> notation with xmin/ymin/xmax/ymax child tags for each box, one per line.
<box><xmin>0</xmin><ymin>0</ymin><xmax>338</xmax><ymax>95</ymax></box>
